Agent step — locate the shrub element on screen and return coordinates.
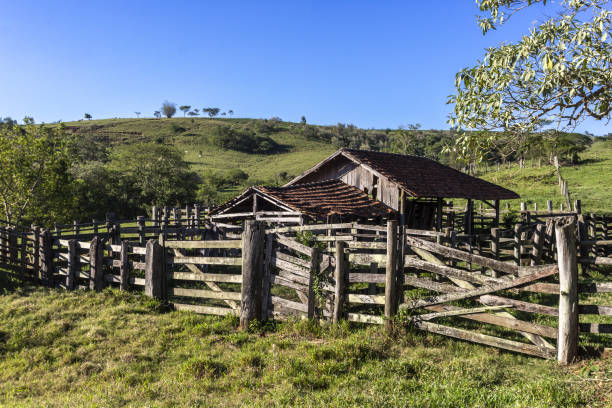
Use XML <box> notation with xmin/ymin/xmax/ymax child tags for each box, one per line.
<box><xmin>210</xmin><ymin>126</ymin><xmax>279</xmax><ymax>154</ymax></box>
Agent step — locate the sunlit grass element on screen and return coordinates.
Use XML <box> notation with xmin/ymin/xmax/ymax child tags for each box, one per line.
<box><xmin>0</xmin><ymin>287</ymin><xmax>610</xmax><ymax>407</ymax></box>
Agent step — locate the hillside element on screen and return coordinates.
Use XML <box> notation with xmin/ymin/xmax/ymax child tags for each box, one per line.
<box><xmin>479</xmin><ymin>138</ymin><xmax>612</xmax><ymax>214</ymax></box>
<box><xmin>63</xmin><ymin>118</ymin><xmax>612</xmax><ymax>213</ymax></box>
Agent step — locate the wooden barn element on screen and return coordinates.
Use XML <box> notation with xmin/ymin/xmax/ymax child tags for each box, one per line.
<box><xmin>284</xmin><ymin>149</ymin><xmax>519</xmax><ymax>231</ymax></box>
<box><xmin>209</xmin><ymin>179</ymin><xmax>395</xmax><ymax>224</ymax></box>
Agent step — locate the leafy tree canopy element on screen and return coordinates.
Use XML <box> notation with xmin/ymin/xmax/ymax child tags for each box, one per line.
<box><xmin>449</xmin><ymin>0</ymin><xmax>611</xmax><ymax>162</ymax></box>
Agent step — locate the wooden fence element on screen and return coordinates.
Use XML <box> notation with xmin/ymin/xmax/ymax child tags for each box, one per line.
<box><xmin>1</xmin><ymin>216</ymin><xmax>610</xmax><ymax>364</ymax></box>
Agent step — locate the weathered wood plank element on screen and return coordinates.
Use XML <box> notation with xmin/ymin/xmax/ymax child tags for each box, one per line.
<box><xmin>424</xmin><ymin>304</ymin><xmax>558</xmax><ymax>338</ymax></box>
<box><xmin>173</xmin><ymin>303</ymin><xmax>238</xmax><ymax>316</ymax></box>
<box><xmin>270</xmin><ymin>296</ymin><xmax>308</xmax><ymax>313</ymax></box>
<box><xmin>412</xmin><ymin>320</ymin><xmax>556</xmax><ymax>359</ymax></box>
<box><xmin>348</xmin><ymin>293</ymin><xmax>385</xmax><ymax>305</ymax></box>
<box><xmin>274</xmin><ymin>250</ymin><xmax>310</xmax><ymax>268</ymax></box>
<box><xmin>170</xmin><ymin>272</ymin><xmax>242</xmax><ymax>283</ymax></box>
<box><xmin>347</xmin><ymin>313</ymin><xmax>383</xmax><ymax>324</ymax></box>
<box><xmin>405</xmin><ymin>235</ymin><xmax>518</xmax><ymax>275</ymax></box>
<box><xmin>164</xmin><ymin>240</ymin><xmax>242</xmax><ymax>249</ymax></box>
<box><xmin>400</xmin><ymin>265</ymin><xmax>558</xmax><ymax>311</ymax></box>
<box><xmin>171</xmin><ymin>287</ymin><xmax>241</xmax><ymax>300</ymax></box>
<box><xmin>271</xmin><ymin>256</ymin><xmax>310</xmax><ymax>277</ymax></box>
<box><xmin>480</xmin><ymin>295</ymin><xmax>558</xmax><ymax>316</ymax></box>
<box><xmin>170</xmin><ymin>256</ymin><xmax>241</xmax><ymax>266</ymax></box>
<box><xmin>416</xmin><ymin>305</ymin><xmax>513</xmax><ymax>321</ymax></box>
<box><xmin>349</xmin><ymin>273</ymin><xmax>385</xmax><ymax>283</ymax></box>
<box><xmin>274</xmin><ymin>235</ymin><xmax>312</xmax><ymax>256</ymax></box>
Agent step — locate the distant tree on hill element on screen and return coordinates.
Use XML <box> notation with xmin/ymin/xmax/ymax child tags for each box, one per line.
<box><xmin>221</xmin><ymin>112</ymin><xmax>226</xmax><ymax>116</ymax></box>
<box><xmin>179</xmin><ymin>105</ymin><xmax>191</xmax><ymax>117</ymax></box>
<box><xmin>162</xmin><ymin>101</ymin><xmax>177</xmax><ymax>118</ymax></box>
<box><xmin>84</xmin><ymin>113</ymin><xmax>92</xmax><ymax>120</ymax></box>
<box><xmin>188</xmin><ymin>110</ymin><xmax>199</xmax><ymax>117</ymax></box>
<box><xmin>134</xmin><ymin>111</ymin><xmax>141</xmax><ymax>118</ymax></box>
<box><xmin>154</xmin><ymin>111</ymin><xmax>161</xmax><ymax>119</ymax></box>
<box><xmin>301</xmin><ymin>116</ymin><xmax>307</xmax><ymax>125</ymax></box>
<box><xmin>203</xmin><ymin>107</ymin><xmax>220</xmax><ymax>118</ymax></box>
<box><xmin>228</xmin><ymin>109</ymin><xmax>234</xmax><ymax>117</ymax></box>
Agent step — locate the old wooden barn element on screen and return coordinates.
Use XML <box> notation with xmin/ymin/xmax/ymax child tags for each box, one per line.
<box><xmin>209</xmin><ymin>179</ymin><xmax>395</xmax><ymax>224</ymax></box>
<box><xmin>210</xmin><ymin>148</ymin><xmax>518</xmax><ymax>230</ymax></box>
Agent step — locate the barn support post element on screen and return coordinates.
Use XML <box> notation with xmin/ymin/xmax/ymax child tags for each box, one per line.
<box><xmin>333</xmin><ymin>240</ymin><xmax>348</xmax><ymax>324</ymax></box>
<box><xmin>240</xmin><ymin>220</ymin><xmax>265</xmax><ymax>330</ymax></box>
<box><xmin>144</xmin><ymin>239</ymin><xmax>166</xmax><ymax>300</ymax></box>
<box><xmin>385</xmin><ymin>219</ymin><xmax>398</xmax><ymax>331</ymax></box>
<box><xmin>556</xmin><ymin>220</ymin><xmax>579</xmax><ymax>365</ymax></box>
<box><xmin>493</xmin><ymin>200</ymin><xmax>500</xmax><ymax>227</ymax></box>
<box><xmin>436</xmin><ymin>198</ymin><xmax>443</xmax><ymax>231</ymax></box>
<box><xmin>89</xmin><ymin>236</ymin><xmax>105</xmax><ymax>291</ymax></box>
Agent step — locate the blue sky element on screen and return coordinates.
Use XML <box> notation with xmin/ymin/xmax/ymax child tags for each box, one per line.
<box><xmin>0</xmin><ymin>0</ymin><xmax>609</xmax><ymax>135</ymax></box>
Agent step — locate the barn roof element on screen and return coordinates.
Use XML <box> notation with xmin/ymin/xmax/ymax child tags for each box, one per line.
<box><xmin>209</xmin><ymin>179</ymin><xmax>395</xmax><ymax>220</ymax></box>
<box><xmin>287</xmin><ymin>148</ymin><xmax>519</xmax><ymax>200</ymax></box>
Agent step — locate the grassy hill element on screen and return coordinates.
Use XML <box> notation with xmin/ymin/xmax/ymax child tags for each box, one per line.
<box><xmin>64</xmin><ymin>117</ymin><xmax>336</xmax><ymax>201</ymax></box>
<box><xmin>63</xmin><ymin>117</ymin><xmax>612</xmax><ymax>213</ymax></box>
<box><xmin>0</xmin><ymin>286</ymin><xmax>609</xmax><ymax>407</ymax></box>
<box><xmin>479</xmin><ymin>138</ymin><xmax>612</xmax><ymax>214</ymax></box>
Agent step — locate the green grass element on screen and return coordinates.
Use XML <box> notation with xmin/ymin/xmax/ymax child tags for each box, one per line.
<box><xmin>479</xmin><ymin>139</ymin><xmax>612</xmax><ymax>214</ymax></box>
<box><xmin>0</xmin><ymin>287</ymin><xmax>610</xmax><ymax>407</ymax></box>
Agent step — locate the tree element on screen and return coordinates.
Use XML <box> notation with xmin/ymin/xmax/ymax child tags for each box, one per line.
<box><xmin>179</xmin><ymin>105</ymin><xmax>191</xmax><ymax>117</ymax></box>
<box><xmin>161</xmin><ymin>101</ymin><xmax>177</xmax><ymax>118</ymax></box>
<box><xmin>154</xmin><ymin>111</ymin><xmax>161</xmax><ymax>119</ymax></box>
<box><xmin>135</xmin><ymin>111</ymin><xmax>141</xmax><ymax>118</ymax></box>
<box><xmin>448</xmin><ymin>0</ymin><xmax>611</xmax><ymax>162</ymax></box>
<box><xmin>0</xmin><ymin>119</ymin><xmax>73</xmax><ymax>224</ymax></box>
<box><xmin>203</xmin><ymin>107</ymin><xmax>221</xmax><ymax>118</ymax></box>
<box><xmin>188</xmin><ymin>110</ymin><xmax>199</xmax><ymax>117</ymax></box>
<box><xmin>301</xmin><ymin>116</ymin><xmax>307</xmax><ymax>125</ymax></box>
<box><xmin>84</xmin><ymin>113</ymin><xmax>92</xmax><ymax>120</ymax></box>
<box><xmin>228</xmin><ymin>109</ymin><xmax>234</xmax><ymax>117</ymax></box>
<box><xmin>106</xmin><ymin>143</ymin><xmax>199</xmax><ymax>209</ymax></box>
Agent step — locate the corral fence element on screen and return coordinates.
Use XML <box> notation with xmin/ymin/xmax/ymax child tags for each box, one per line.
<box><xmin>1</xmin><ymin>214</ymin><xmax>610</xmax><ymax>365</ymax></box>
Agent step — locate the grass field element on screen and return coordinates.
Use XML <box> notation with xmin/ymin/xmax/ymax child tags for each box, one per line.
<box><xmin>0</xmin><ymin>286</ymin><xmax>610</xmax><ymax>408</ymax></box>
<box><xmin>479</xmin><ymin>139</ymin><xmax>612</xmax><ymax>214</ymax></box>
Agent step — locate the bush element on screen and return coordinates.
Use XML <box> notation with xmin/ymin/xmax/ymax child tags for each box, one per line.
<box><xmin>210</xmin><ymin>126</ymin><xmax>279</xmax><ymax>154</ymax></box>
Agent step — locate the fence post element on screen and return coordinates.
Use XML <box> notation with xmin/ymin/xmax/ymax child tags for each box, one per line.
<box><xmin>151</xmin><ymin>206</ymin><xmax>158</xmax><ymax>227</ymax></box>
<box><xmin>307</xmin><ymin>246</ymin><xmax>320</xmax><ymax>319</ymax></box>
<box><xmin>556</xmin><ymin>220</ymin><xmax>579</xmax><ymax>365</ymax></box>
<box><xmin>490</xmin><ymin>227</ymin><xmax>500</xmax><ymax>260</ymax></box>
<box><xmin>531</xmin><ymin>223</ymin><xmax>545</xmax><ymax>266</ymax></box>
<box><xmin>40</xmin><ymin>229</ymin><xmax>54</xmax><ymax>287</ymax></box>
<box><xmin>120</xmin><ymin>240</ymin><xmax>130</xmax><ymax>291</ymax></box>
<box><xmin>0</xmin><ymin>227</ymin><xmax>6</xmax><ymax>263</ymax></box>
<box><xmin>31</xmin><ymin>226</ymin><xmax>40</xmax><ymax>281</ymax></box>
<box><xmin>333</xmin><ymin>240</ymin><xmax>347</xmax><ymax>324</ymax></box>
<box><xmin>240</xmin><ymin>220</ymin><xmax>265</xmax><ymax>329</ymax></box>
<box><xmin>194</xmin><ymin>204</ymin><xmax>201</xmax><ymax>230</ymax></box>
<box><xmin>8</xmin><ymin>227</ymin><xmax>18</xmax><ymax>266</ymax></box>
<box><xmin>145</xmin><ymin>239</ymin><xmax>166</xmax><ymax>299</ymax></box>
<box><xmin>385</xmin><ymin>220</ymin><xmax>398</xmax><ymax>331</ymax></box>
<box><xmin>66</xmin><ymin>239</ymin><xmax>79</xmax><ymax>290</ymax></box>
<box><xmin>89</xmin><ymin>236</ymin><xmax>104</xmax><ymax>291</ymax></box>
<box><xmin>137</xmin><ymin>216</ymin><xmax>146</xmax><ymax>244</ymax></box>
<box><xmin>547</xmin><ymin>200</ymin><xmax>553</xmax><ymax>213</ymax></box>
<box><xmin>513</xmin><ymin>223</ymin><xmax>522</xmax><ymax>265</ymax></box>
<box><xmin>260</xmin><ymin>233</ymin><xmax>273</xmax><ymax>321</ymax></box>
